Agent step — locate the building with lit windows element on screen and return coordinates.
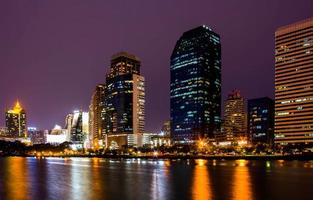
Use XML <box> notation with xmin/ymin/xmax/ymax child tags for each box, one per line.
<box><xmin>65</xmin><ymin>110</ymin><xmax>89</xmax><ymax>146</ymax></box>
<box><xmin>275</xmin><ymin>17</ymin><xmax>313</xmax><ymax>145</ymax></box>
<box><xmin>0</xmin><ymin>127</ymin><xmax>8</xmax><ymax>136</ymax></box>
<box><xmin>170</xmin><ymin>25</ymin><xmax>221</xmax><ymax>142</ymax></box>
<box><xmin>161</xmin><ymin>120</ymin><xmax>171</xmax><ymax>136</ymax></box>
<box><xmin>224</xmin><ymin>90</ymin><xmax>247</xmax><ymax>142</ymax></box>
<box><xmin>28</xmin><ymin>127</ymin><xmax>46</xmax><ymax>144</ymax></box>
<box><xmin>5</xmin><ymin>101</ymin><xmax>27</xmax><ymax>138</ymax></box>
<box><xmin>248</xmin><ymin>97</ymin><xmax>274</xmax><ymax>145</ymax></box>
<box><xmin>103</xmin><ymin>52</ymin><xmax>145</xmax><ymax>148</ymax></box>
<box><xmin>89</xmin><ymin>84</ymin><xmax>105</xmax><ymax>149</ymax></box>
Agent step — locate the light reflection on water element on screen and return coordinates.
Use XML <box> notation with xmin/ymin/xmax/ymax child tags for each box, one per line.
<box><xmin>0</xmin><ymin>157</ymin><xmax>312</xmax><ymax>200</ymax></box>
<box><xmin>232</xmin><ymin>160</ymin><xmax>252</xmax><ymax>200</ymax></box>
<box><xmin>192</xmin><ymin>159</ymin><xmax>211</xmax><ymax>200</ymax></box>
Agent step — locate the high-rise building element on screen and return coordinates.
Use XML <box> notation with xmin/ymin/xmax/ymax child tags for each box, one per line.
<box><xmin>275</xmin><ymin>18</ymin><xmax>313</xmax><ymax>145</ymax></box>
<box><xmin>103</xmin><ymin>52</ymin><xmax>145</xmax><ymax>148</ymax></box>
<box><xmin>65</xmin><ymin>114</ymin><xmax>73</xmax><ymax>141</ymax></box>
<box><xmin>5</xmin><ymin>101</ymin><xmax>27</xmax><ymax>138</ymax></box>
<box><xmin>89</xmin><ymin>84</ymin><xmax>105</xmax><ymax>149</ymax></box>
<box><xmin>248</xmin><ymin>97</ymin><xmax>274</xmax><ymax>145</ymax></box>
<box><xmin>161</xmin><ymin>120</ymin><xmax>171</xmax><ymax>136</ymax></box>
<box><xmin>65</xmin><ymin>110</ymin><xmax>89</xmax><ymax>146</ymax></box>
<box><xmin>224</xmin><ymin>90</ymin><xmax>247</xmax><ymax>141</ymax></box>
<box><xmin>170</xmin><ymin>25</ymin><xmax>221</xmax><ymax>142</ymax></box>
<box><xmin>28</xmin><ymin>127</ymin><xmax>46</xmax><ymax>144</ymax></box>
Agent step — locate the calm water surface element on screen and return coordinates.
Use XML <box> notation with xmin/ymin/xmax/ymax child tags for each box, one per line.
<box><xmin>0</xmin><ymin>157</ymin><xmax>312</xmax><ymax>200</ymax></box>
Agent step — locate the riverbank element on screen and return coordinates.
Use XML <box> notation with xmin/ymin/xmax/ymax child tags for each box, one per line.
<box><xmin>2</xmin><ymin>154</ymin><xmax>313</xmax><ymax>160</ymax></box>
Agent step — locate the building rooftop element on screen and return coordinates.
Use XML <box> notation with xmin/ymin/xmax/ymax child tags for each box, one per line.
<box><xmin>275</xmin><ymin>17</ymin><xmax>313</xmax><ymax>36</ymax></box>
<box><xmin>111</xmin><ymin>51</ymin><xmax>140</xmax><ymax>62</ymax></box>
<box><xmin>7</xmin><ymin>101</ymin><xmax>24</xmax><ymax>114</ymax></box>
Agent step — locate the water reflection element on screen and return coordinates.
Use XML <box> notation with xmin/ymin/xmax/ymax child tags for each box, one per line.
<box><xmin>5</xmin><ymin>157</ymin><xmax>29</xmax><ymax>200</ymax></box>
<box><xmin>69</xmin><ymin>158</ymin><xmax>92</xmax><ymax>200</ymax></box>
<box><xmin>192</xmin><ymin>159</ymin><xmax>212</xmax><ymax>200</ymax></box>
<box><xmin>232</xmin><ymin>160</ymin><xmax>252</xmax><ymax>200</ymax></box>
<box><xmin>90</xmin><ymin>158</ymin><xmax>103</xmax><ymax>199</ymax></box>
<box><xmin>150</xmin><ymin>161</ymin><xmax>170</xmax><ymax>200</ymax></box>
<box><xmin>0</xmin><ymin>158</ymin><xmax>312</xmax><ymax>200</ymax></box>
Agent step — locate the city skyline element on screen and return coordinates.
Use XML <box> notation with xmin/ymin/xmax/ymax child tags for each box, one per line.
<box><xmin>1</xmin><ymin>1</ymin><xmax>313</xmax><ymax>132</ymax></box>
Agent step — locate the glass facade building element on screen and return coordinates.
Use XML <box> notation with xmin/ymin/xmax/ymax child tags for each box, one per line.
<box><xmin>170</xmin><ymin>25</ymin><xmax>221</xmax><ymax>141</ymax></box>
<box><xmin>66</xmin><ymin>110</ymin><xmax>89</xmax><ymax>145</ymax></box>
<box><xmin>104</xmin><ymin>52</ymin><xmax>145</xmax><ymax>148</ymax></box>
<box><xmin>248</xmin><ymin>97</ymin><xmax>274</xmax><ymax>145</ymax></box>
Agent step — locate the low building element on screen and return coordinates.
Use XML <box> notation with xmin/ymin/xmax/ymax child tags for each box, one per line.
<box><xmin>248</xmin><ymin>97</ymin><xmax>274</xmax><ymax>145</ymax></box>
<box><xmin>46</xmin><ymin>125</ymin><xmax>68</xmax><ymax>145</ymax></box>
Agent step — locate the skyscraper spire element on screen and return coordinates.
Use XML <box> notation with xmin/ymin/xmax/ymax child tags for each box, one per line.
<box><xmin>13</xmin><ymin>100</ymin><xmax>22</xmax><ymax>113</ymax></box>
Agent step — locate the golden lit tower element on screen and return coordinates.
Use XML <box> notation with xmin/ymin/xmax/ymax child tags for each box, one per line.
<box><xmin>275</xmin><ymin>17</ymin><xmax>313</xmax><ymax>145</ymax></box>
<box><xmin>224</xmin><ymin>90</ymin><xmax>247</xmax><ymax>141</ymax></box>
<box><xmin>5</xmin><ymin>101</ymin><xmax>27</xmax><ymax>138</ymax></box>
<box><xmin>89</xmin><ymin>84</ymin><xmax>105</xmax><ymax>149</ymax></box>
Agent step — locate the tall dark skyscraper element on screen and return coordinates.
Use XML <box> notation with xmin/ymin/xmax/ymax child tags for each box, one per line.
<box><xmin>104</xmin><ymin>52</ymin><xmax>145</xmax><ymax>148</ymax></box>
<box><xmin>170</xmin><ymin>25</ymin><xmax>221</xmax><ymax>142</ymax></box>
<box><xmin>248</xmin><ymin>97</ymin><xmax>274</xmax><ymax>145</ymax></box>
<box><xmin>5</xmin><ymin>101</ymin><xmax>27</xmax><ymax>138</ymax></box>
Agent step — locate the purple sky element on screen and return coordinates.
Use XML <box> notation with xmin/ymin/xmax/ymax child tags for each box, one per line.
<box><xmin>0</xmin><ymin>0</ymin><xmax>312</xmax><ymax>132</ymax></box>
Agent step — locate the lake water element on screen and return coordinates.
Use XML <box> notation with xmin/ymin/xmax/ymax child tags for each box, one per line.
<box><xmin>0</xmin><ymin>157</ymin><xmax>312</xmax><ymax>200</ymax></box>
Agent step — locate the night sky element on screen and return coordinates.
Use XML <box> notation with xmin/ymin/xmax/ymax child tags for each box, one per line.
<box><xmin>0</xmin><ymin>0</ymin><xmax>312</xmax><ymax>132</ymax></box>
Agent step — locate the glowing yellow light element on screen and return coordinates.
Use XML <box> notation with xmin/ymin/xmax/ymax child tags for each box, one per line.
<box><xmin>8</xmin><ymin>100</ymin><xmax>24</xmax><ymax>114</ymax></box>
<box><xmin>237</xmin><ymin>159</ymin><xmax>247</xmax><ymax>167</ymax></box>
<box><xmin>13</xmin><ymin>101</ymin><xmax>23</xmax><ymax>113</ymax></box>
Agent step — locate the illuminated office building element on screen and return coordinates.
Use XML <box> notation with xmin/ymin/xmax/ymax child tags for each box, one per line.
<box><xmin>248</xmin><ymin>97</ymin><xmax>274</xmax><ymax>145</ymax></box>
<box><xmin>170</xmin><ymin>25</ymin><xmax>221</xmax><ymax>142</ymax></box>
<box><xmin>103</xmin><ymin>52</ymin><xmax>145</xmax><ymax>148</ymax></box>
<box><xmin>275</xmin><ymin>17</ymin><xmax>313</xmax><ymax>145</ymax></box>
<box><xmin>5</xmin><ymin>101</ymin><xmax>27</xmax><ymax>138</ymax></box>
<box><xmin>89</xmin><ymin>84</ymin><xmax>105</xmax><ymax>149</ymax></box>
<box><xmin>224</xmin><ymin>90</ymin><xmax>247</xmax><ymax>141</ymax></box>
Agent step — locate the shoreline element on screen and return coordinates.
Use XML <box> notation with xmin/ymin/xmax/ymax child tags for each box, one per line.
<box><xmin>1</xmin><ymin>154</ymin><xmax>313</xmax><ymax>160</ymax></box>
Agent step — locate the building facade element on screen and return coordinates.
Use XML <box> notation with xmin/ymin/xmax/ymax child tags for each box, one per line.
<box><xmin>5</xmin><ymin>101</ymin><xmax>27</xmax><ymax>138</ymax></box>
<box><xmin>275</xmin><ymin>18</ymin><xmax>313</xmax><ymax>145</ymax></box>
<box><xmin>89</xmin><ymin>84</ymin><xmax>105</xmax><ymax>149</ymax></box>
<box><xmin>66</xmin><ymin>110</ymin><xmax>89</xmax><ymax>146</ymax></box>
<box><xmin>28</xmin><ymin>127</ymin><xmax>46</xmax><ymax>144</ymax></box>
<box><xmin>161</xmin><ymin>120</ymin><xmax>171</xmax><ymax>136</ymax></box>
<box><xmin>224</xmin><ymin>90</ymin><xmax>247</xmax><ymax>142</ymax></box>
<box><xmin>103</xmin><ymin>52</ymin><xmax>145</xmax><ymax>148</ymax></box>
<box><xmin>248</xmin><ymin>97</ymin><xmax>274</xmax><ymax>145</ymax></box>
<box><xmin>170</xmin><ymin>25</ymin><xmax>221</xmax><ymax>142</ymax></box>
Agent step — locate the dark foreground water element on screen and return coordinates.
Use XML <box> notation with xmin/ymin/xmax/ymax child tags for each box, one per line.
<box><xmin>0</xmin><ymin>158</ymin><xmax>313</xmax><ymax>200</ymax></box>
